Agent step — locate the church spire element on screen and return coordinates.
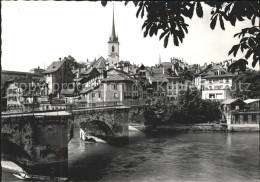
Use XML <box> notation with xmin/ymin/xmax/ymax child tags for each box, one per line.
<box><xmin>109</xmin><ymin>4</ymin><xmax>118</xmax><ymax>42</ymax></box>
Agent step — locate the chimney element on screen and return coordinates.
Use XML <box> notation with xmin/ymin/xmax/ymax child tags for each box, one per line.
<box><xmin>125</xmin><ymin>64</ymin><xmax>129</xmax><ymax>73</ymax></box>
<box><xmin>103</xmin><ymin>70</ymin><xmax>107</xmax><ymax>78</ymax></box>
<box><xmin>172</xmin><ymin>65</ymin><xmax>175</xmax><ymax>73</ymax></box>
<box><xmin>78</xmin><ymin>68</ymin><xmax>82</xmax><ymax>78</ymax></box>
<box><xmin>162</xmin><ymin>67</ymin><xmax>165</xmax><ymax>74</ymax></box>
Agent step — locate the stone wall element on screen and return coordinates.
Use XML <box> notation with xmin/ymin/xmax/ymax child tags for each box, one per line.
<box><xmin>1</xmin><ymin>115</ymin><xmax>71</xmax><ymax>167</ymax></box>
<box><xmin>72</xmin><ymin>107</ymin><xmax>129</xmax><ymax>141</ymax></box>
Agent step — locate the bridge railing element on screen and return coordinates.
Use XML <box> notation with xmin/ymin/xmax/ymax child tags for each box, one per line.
<box><xmin>2</xmin><ymin>100</ymin><xmax>175</xmax><ymax>114</ymax></box>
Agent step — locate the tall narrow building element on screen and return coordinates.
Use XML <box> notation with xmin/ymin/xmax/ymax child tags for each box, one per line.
<box><xmin>108</xmin><ymin>6</ymin><xmax>119</xmax><ymax>67</ymax></box>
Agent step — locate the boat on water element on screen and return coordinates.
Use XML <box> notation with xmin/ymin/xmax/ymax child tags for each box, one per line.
<box><xmin>13</xmin><ymin>172</ymin><xmax>68</xmax><ymax>181</ymax></box>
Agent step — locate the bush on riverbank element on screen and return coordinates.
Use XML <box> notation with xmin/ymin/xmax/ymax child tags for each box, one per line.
<box><xmin>168</xmin><ymin>89</ymin><xmax>222</xmax><ymax>124</ymax></box>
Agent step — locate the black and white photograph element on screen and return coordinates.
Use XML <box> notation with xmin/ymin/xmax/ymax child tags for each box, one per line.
<box><xmin>1</xmin><ymin>1</ymin><xmax>260</xmax><ymax>181</ymax></box>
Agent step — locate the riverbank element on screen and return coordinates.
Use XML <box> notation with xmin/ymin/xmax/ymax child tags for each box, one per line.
<box><xmin>1</xmin><ymin>160</ymin><xmax>25</xmax><ymax>173</ymax></box>
<box><xmin>154</xmin><ymin>123</ymin><xmax>227</xmax><ymax>133</ymax></box>
<box><xmin>131</xmin><ymin>123</ymin><xmax>259</xmax><ymax>133</ymax></box>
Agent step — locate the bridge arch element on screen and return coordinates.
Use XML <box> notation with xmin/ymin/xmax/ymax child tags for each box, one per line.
<box><xmin>1</xmin><ymin>139</ymin><xmax>31</xmax><ymax>163</ymax></box>
<box><xmin>80</xmin><ymin>120</ymin><xmax>114</xmax><ymax>142</ymax></box>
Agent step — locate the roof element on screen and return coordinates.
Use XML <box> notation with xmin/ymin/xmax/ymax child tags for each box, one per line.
<box><xmin>103</xmin><ymin>74</ymin><xmax>133</xmax><ymax>82</ymax></box>
<box><xmin>161</xmin><ymin>62</ymin><xmax>173</xmax><ymax>73</ymax></box>
<box><xmin>82</xmin><ymin>68</ymin><xmax>101</xmax><ymax>76</ymax></box>
<box><xmin>136</xmin><ymin>64</ymin><xmax>151</xmax><ymax>74</ymax></box>
<box><xmin>92</xmin><ymin>57</ymin><xmax>106</xmax><ymax>70</ymax></box>
<box><xmin>73</xmin><ymin>78</ymin><xmax>83</xmax><ymax>82</ymax></box>
<box><xmin>1</xmin><ymin>70</ymin><xmax>43</xmax><ymax>86</ymax></box>
<box><xmin>221</xmin><ymin>99</ymin><xmax>243</xmax><ymax>105</ymax></box>
<box><xmin>1</xmin><ymin>70</ymin><xmax>42</xmax><ymax>76</ymax></box>
<box><xmin>199</xmin><ymin>64</ymin><xmax>234</xmax><ymax>79</ymax></box>
<box><xmin>244</xmin><ymin>99</ymin><xmax>260</xmax><ymax>104</ymax></box>
<box><xmin>151</xmin><ymin>67</ymin><xmax>164</xmax><ymax>74</ymax></box>
<box><xmin>150</xmin><ymin>74</ymin><xmax>169</xmax><ymax>83</ymax></box>
<box><xmin>43</xmin><ymin>60</ymin><xmax>65</xmax><ymax>74</ymax></box>
<box><xmin>203</xmin><ymin>73</ymin><xmax>234</xmax><ymax>79</ymax></box>
<box><xmin>82</xmin><ymin>57</ymin><xmax>106</xmax><ymax>75</ymax></box>
<box><xmin>60</xmin><ymin>89</ymin><xmax>75</xmax><ymax>96</ymax></box>
<box><xmin>80</xmin><ymin>87</ymin><xmax>92</xmax><ymax>94</ymax></box>
<box><xmin>4</xmin><ymin>77</ymin><xmax>42</xmax><ymax>88</ymax></box>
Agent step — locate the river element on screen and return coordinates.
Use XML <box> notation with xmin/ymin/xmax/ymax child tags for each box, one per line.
<box><xmin>2</xmin><ymin>131</ymin><xmax>259</xmax><ymax>181</ymax></box>
<box><xmin>68</xmin><ymin>131</ymin><xmax>259</xmax><ymax>182</ymax></box>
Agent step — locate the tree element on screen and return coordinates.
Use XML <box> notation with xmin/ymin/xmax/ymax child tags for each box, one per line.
<box><xmin>63</xmin><ymin>55</ymin><xmax>85</xmax><ymax>70</ymax></box>
<box><xmin>101</xmin><ymin>1</ymin><xmax>260</xmax><ymax>69</ymax></box>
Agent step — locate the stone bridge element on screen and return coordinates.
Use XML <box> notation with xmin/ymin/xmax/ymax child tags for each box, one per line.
<box><xmin>1</xmin><ymin>111</ymin><xmax>71</xmax><ymax>176</ymax></box>
<box><xmin>1</xmin><ymin>103</ymin><xmax>174</xmax><ymax>176</ymax></box>
<box><xmin>1</xmin><ymin>105</ymin><xmax>131</xmax><ymax>176</ymax></box>
<box><xmin>72</xmin><ymin>106</ymin><xmax>130</xmax><ymax>143</ymax></box>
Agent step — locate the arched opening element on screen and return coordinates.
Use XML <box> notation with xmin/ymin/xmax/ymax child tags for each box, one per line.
<box><xmin>170</xmin><ymin>97</ymin><xmax>175</xmax><ymax>101</ymax></box>
<box><xmin>1</xmin><ymin>139</ymin><xmax>31</xmax><ymax>162</ymax></box>
<box><xmin>80</xmin><ymin>120</ymin><xmax>114</xmax><ymax>142</ymax></box>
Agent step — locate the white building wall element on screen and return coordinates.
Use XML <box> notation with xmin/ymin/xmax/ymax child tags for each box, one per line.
<box><xmin>202</xmin><ymin>90</ymin><xmax>231</xmax><ymax>100</ymax></box>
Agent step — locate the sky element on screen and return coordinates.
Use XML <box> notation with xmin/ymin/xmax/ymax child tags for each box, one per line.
<box><xmin>1</xmin><ymin>1</ymin><xmax>259</xmax><ymax>72</ymax></box>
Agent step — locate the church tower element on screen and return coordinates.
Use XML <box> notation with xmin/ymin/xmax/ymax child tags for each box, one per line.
<box><xmin>108</xmin><ymin>6</ymin><xmax>119</xmax><ymax>67</ymax></box>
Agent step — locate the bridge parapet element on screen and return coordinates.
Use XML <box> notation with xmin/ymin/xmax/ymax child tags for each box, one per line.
<box><xmin>72</xmin><ymin>106</ymin><xmax>130</xmax><ymax>143</ymax></box>
<box><xmin>3</xmin><ymin>100</ymin><xmax>147</xmax><ymax>114</ymax></box>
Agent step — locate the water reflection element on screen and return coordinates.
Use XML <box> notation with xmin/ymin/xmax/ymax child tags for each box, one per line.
<box><xmin>69</xmin><ymin>131</ymin><xmax>259</xmax><ymax>181</ymax></box>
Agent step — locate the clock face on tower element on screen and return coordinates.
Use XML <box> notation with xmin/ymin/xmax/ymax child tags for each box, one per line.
<box><xmin>111</xmin><ymin>53</ymin><xmax>116</xmax><ymax>58</ymax></box>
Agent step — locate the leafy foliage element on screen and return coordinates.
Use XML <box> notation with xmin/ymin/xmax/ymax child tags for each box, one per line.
<box><xmin>101</xmin><ymin>1</ymin><xmax>260</xmax><ymax>69</ymax></box>
<box><xmin>228</xmin><ymin>59</ymin><xmax>248</xmax><ymax>73</ymax></box>
<box><xmin>170</xmin><ymin>88</ymin><xmax>222</xmax><ymax>123</ymax></box>
<box><xmin>63</xmin><ymin>55</ymin><xmax>85</xmax><ymax>70</ymax></box>
<box><xmin>231</xmin><ymin>69</ymin><xmax>260</xmax><ymax>99</ymax></box>
<box><xmin>228</xmin><ymin>26</ymin><xmax>260</xmax><ymax>68</ymax></box>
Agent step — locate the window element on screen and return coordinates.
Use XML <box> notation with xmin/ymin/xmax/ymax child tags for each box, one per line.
<box><xmin>154</xmin><ymin>93</ymin><xmax>157</xmax><ymax>97</ymax></box>
<box><xmin>226</xmin><ymin>79</ymin><xmax>229</xmax><ymax>83</ymax></box>
<box><xmin>114</xmin><ymin>93</ymin><xmax>118</xmax><ymax>98</ymax></box>
<box><xmin>209</xmin><ymin>86</ymin><xmax>212</xmax><ymax>90</ymax></box>
<box><xmin>214</xmin><ymin>86</ymin><xmax>221</xmax><ymax>90</ymax></box>
<box><xmin>112</xmin><ymin>45</ymin><xmax>115</xmax><ymax>52</ymax></box>
<box><xmin>92</xmin><ymin>93</ymin><xmax>95</xmax><ymax>98</ymax></box>
<box><xmin>168</xmin><ymin>85</ymin><xmax>172</xmax><ymax>90</ymax></box>
<box><xmin>235</xmin><ymin>115</ymin><xmax>239</xmax><ymax>123</ymax></box>
<box><xmin>99</xmin><ymin>93</ymin><xmax>101</xmax><ymax>98</ymax></box>
<box><xmin>252</xmin><ymin>114</ymin><xmax>256</xmax><ymax>123</ymax></box>
<box><xmin>161</xmin><ymin>93</ymin><xmax>165</xmax><ymax>96</ymax></box>
<box><xmin>219</xmin><ymin>79</ymin><xmax>223</xmax><ymax>83</ymax></box>
<box><xmin>8</xmin><ymin>89</ymin><xmax>12</xmax><ymax>94</ymax></box>
<box><xmin>209</xmin><ymin>94</ymin><xmax>215</xmax><ymax>99</ymax></box>
<box><xmin>209</xmin><ymin>79</ymin><xmax>212</xmax><ymax>83</ymax></box>
<box><xmin>112</xmin><ymin>84</ymin><xmax>117</xmax><ymax>90</ymax></box>
<box><xmin>243</xmin><ymin>114</ymin><xmax>248</xmax><ymax>123</ymax></box>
